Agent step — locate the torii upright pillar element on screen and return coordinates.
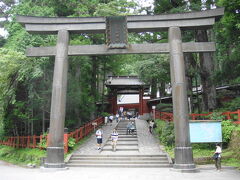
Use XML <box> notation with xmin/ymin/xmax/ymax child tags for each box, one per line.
<box><xmin>44</xmin><ymin>30</ymin><xmax>69</xmax><ymax>168</ymax></box>
<box><xmin>168</xmin><ymin>27</ymin><xmax>196</xmax><ymax>172</ymax></box>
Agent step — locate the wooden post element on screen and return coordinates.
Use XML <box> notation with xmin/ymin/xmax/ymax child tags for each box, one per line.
<box><xmin>64</xmin><ymin>133</ymin><xmax>68</xmax><ymax>154</ymax></box>
<box><xmin>238</xmin><ymin>109</ymin><xmax>240</xmax><ymax>121</ymax></box>
<box><xmin>33</xmin><ymin>135</ymin><xmax>36</xmax><ymax>148</ymax></box>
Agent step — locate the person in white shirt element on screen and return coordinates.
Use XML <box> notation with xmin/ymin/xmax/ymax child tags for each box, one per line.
<box><xmin>115</xmin><ymin>113</ymin><xmax>119</xmax><ymax>122</ymax></box>
<box><xmin>111</xmin><ymin>129</ymin><xmax>118</xmax><ymax>152</ymax></box>
<box><xmin>214</xmin><ymin>143</ymin><xmax>222</xmax><ymax>171</ymax></box>
<box><xmin>109</xmin><ymin>115</ymin><xmax>113</xmax><ymax>126</ymax></box>
<box><xmin>96</xmin><ymin>128</ymin><xmax>103</xmax><ymax>150</ymax></box>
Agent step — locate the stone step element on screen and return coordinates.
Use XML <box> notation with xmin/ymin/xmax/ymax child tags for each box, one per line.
<box><xmin>72</xmin><ymin>154</ymin><xmax>167</xmax><ymax>157</ymax></box>
<box><xmin>118</xmin><ymin>132</ymin><xmax>137</xmax><ymax>136</ymax></box>
<box><xmin>101</xmin><ymin>148</ymin><xmax>139</xmax><ymax>151</ymax></box>
<box><xmin>116</xmin><ymin>129</ymin><xmax>137</xmax><ymax>131</ymax></box>
<box><xmin>102</xmin><ymin>145</ymin><xmax>138</xmax><ymax>148</ymax></box>
<box><xmin>105</xmin><ymin>143</ymin><xmax>138</xmax><ymax>146</ymax></box>
<box><xmin>118</xmin><ymin>135</ymin><xmax>137</xmax><ymax>138</ymax></box>
<box><xmin>70</xmin><ymin>157</ymin><xmax>168</xmax><ymax>161</ymax></box>
<box><xmin>108</xmin><ymin>138</ymin><xmax>137</xmax><ymax>141</ymax></box>
<box><xmin>105</xmin><ymin>141</ymin><xmax>138</xmax><ymax>144</ymax></box>
<box><xmin>67</xmin><ymin>164</ymin><xmax>171</xmax><ymax>168</ymax></box>
<box><xmin>68</xmin><ymin>160</ymin><xmax>169</xmax><ymax>164</ymax></box>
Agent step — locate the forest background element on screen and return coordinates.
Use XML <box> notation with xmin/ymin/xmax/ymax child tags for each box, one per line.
<box><xmin>0</xmin><ymin>0</ymin><xmax>239</xmax><ymax>139</ymax></box>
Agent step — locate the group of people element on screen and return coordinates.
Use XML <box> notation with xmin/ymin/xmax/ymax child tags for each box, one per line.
<box><xmin>95</xmin><ymin>121</ymin><xmax>136</xmax><ymax>152</ymax></box>
<box><xmin>95</xmin><ymin>128</ymin><xmax>119</xmax><ymax>152</ymax></box>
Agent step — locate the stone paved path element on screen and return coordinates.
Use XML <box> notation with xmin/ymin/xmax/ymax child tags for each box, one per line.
<box><xmin>73</xmin><ymin>121</ymin><xmax>118</xmax><ymax>155</ymax></box>
<box><xmin>136</xmin><ymin>119</ymin><xmax>164</xmax><ymax>154</ymax></box>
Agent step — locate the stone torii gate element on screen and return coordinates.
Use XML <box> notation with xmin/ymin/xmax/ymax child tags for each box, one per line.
<box><xmin>17</xmin><ymin>8</ymin><xmax>224</xmax><ymax>171</ymax></box>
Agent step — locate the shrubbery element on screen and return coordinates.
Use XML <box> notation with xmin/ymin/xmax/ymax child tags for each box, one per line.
<box><xmin>221</xmin><ymin>120</ymin><xmax>236</xmax><ymax>143</ymax></box>
<box><xmin>68</xmin><ymin>137</ymin><xmax>76</xmax><ymax>149</ymax></box>
<box><xmin>154</xmin><ymin>118</ymin><xmax>238</xmax><ymax>147</ymax></box>
<box><xmin>154</xmin><ymin>119</ymin><xmax>175</xmax><ymax>147</ymax></box>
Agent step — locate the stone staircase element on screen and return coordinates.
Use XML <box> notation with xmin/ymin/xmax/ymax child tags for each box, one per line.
<box><xmin>67</xmin><ymin>154</ymin><xmax>171</xmax><ymax>168</ymax></box>
<box><xmin>101</xmin><ymin>119</ymin><xmax>138</xmax><ymax>152</ymax></box>
<box><xmin>67</xmin><ymin>119</ymin><xmax>172</xmax><ymax>168</ymax></box>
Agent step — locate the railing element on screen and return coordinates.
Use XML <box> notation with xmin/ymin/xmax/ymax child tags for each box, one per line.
<box><xmin>0</xmin><ymin>117</ymin><xmax>104</xmax><ymax>153</ymax></box>
<box><xmin>155</xmin><ymin>109</ymin><xmax>240</xmax><ymax>124</ymax></box>
<box><xmin>64</xmin><ymin>117</ymin><xmax>104</xmax><ymax>153</ymax></box>
<box><xmin>0</xmin><ymin>135</ymin><xmax>41</xmax><ymax>148</ymax></box>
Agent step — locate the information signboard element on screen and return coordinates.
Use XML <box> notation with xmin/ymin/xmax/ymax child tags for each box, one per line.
<box><xmin>189</xmin><ymin>120</ymin><xmax>222</xmax><ymax>143</ymax></box>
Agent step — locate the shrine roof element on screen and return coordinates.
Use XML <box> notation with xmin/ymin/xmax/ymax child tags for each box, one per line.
<box><xmin>105</xmin><ymin>76</ymin><xmax>145</xmax><ymax>86</ymax></box>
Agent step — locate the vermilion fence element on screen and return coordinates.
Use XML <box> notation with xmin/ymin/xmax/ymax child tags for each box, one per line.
<box><xmin>0</xmin><ymin>117</ymin><xmax>104</xmax><ymax>153</ymax></box>
<box><xmin>155</xmin><ymin>109</ymin><xmax>240</xmax><ymax>124</ymax></box>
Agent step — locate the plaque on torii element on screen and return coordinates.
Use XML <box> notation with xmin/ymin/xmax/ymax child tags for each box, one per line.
<box><xmin>17</xmin><ymin>8</ymin><xmax>224</xmax><ymax>170</ymax></box>
<box><xmin>106</xmin><ymin>16</ymin><xmax>128</xmax><ymax>49</ymax></box>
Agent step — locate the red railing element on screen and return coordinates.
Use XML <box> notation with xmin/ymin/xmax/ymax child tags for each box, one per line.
<box><xmin>0</xmin><ymin>135</ymin><xmax>41</xmax><ymax>148</ymax></box>
<box><xmin>64</xmin><ymin>117</ymin><xmax>104</xmax><ymax>153</ymax></box>
<box><xmin>155</xmin><ymin>109</ymin><xmax>240</xmax><ymax>124</ymax></box>
<box><xmin>0</xmin><ymin>117</ymin><xmax>104</xmax><ymax>153</ymax></box>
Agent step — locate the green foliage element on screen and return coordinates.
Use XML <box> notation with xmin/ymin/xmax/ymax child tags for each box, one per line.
<box><xmin>0</xmin><ymin>145</ymin><xmax>46</xmax><ymax>166</ymax></box>
<box><xmin>94</xmin><ymin>0</ymin><xmax>137</xmax><ymax>16</ymax></box>
<box><xmin>68</xmin><ymin>137</ymin><xmax>76</xmax><ymax>149</ymax></box>
<box><xmin>154</xmin><ymin>119</ymin><xmax>175</xmax><ymax>147</ymax></box>
<box><xmin>0</xmin><ymin>36</ymin><xmax>6</xmax><ymax>47</ymax></box>
<box><xmin>222</xmin><ymin>97</ymin><xmax>240</xmax><ymax>111</ymax></box>
<box><xmin>214</xmin><ymin>0</ymin><xmax>240</xmax><ymax>84</ymax></box>
<box><xmin>207</xmin><ymin>112</ymin><xmax>225</xmax><ymax>121</ymax></box>
<box><xmin>0</xmin><ymin>0</ymin><xmax>142</xmax><ymax>135</ymax></box>
<box><xmin>137</xmin><ymin>54</ymin><xmax>170</xmax><ymax>83</ymax></box>
<box><xmin>156</xmin><ymin>103</ymin><xmax>173</xmax><ymax>112</ymax></box>
<box><xmin>101</xmin><ymin>112</ymin><xmax>111</xmax><ymax>117</ymax></box>
<box><xmin>222</xmin><ymin>120</ymin><xmax>236</xmax><ymax>143</ymax></box>
<box><xmin>136</xmin><ymin>54</ymin><xmax>170</xmax><ymax>97</ymax></box>
<box><xmin>154</xmin><ymin>0</ymin><xmax>186</xmax><ymax>14</ymax></box>
<box><xmin>38</xmin><ymin>133</ymin><xmax>47</xmax><ymax>149</ymax></box>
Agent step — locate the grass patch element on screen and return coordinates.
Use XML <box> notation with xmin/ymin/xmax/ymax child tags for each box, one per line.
<box><xmin>222</xmin><ymin>158</ymin><xmax>240</xmax><ymax>169</ymax></box>
<box><xmin>0</xmin><ymin>145</ymin><xmax>46</xmax><ymax>166</ymax></box>
<box><xmin>0</xmin><ymin>132</ymin><xmax>93</xmax><ymax>166</ymax></box>
<box><xmin>162</xmin><ymin>144</ymin><xmax>240</xmax><ymax>169</ymax></box>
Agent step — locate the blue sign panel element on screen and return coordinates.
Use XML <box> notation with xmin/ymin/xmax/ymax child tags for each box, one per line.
<box><xmin>189</xmin><ymin>121</ymin><xmax>222</xmax><ymax>143</ymax></box>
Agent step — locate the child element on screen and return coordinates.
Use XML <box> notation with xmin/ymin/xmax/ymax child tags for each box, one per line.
<box><xmin>111</xmin><ymin>129</ymin><xmax>118</xmax><ymax>152</ymax></box>
<box><xmin>96</xmin><ymin>128</ymin><xmax>103</xmax><ymax>150</ymax></box>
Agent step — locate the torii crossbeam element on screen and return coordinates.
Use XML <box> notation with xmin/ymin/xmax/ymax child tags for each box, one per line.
<box><xmin>17</xmin><ymin>8</ymin><xmax>224</xmax><ymax>171</ymax></box>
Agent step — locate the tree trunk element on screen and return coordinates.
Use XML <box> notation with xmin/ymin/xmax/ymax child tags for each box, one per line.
<box><xmin>101</xmin><ymin>60</ymin><xmax>107</xmax><ymax>113</ymax></box>
<box><xmin>90</xmin><ymin>56</ymin><xmax>98</xmax><ymax>120</ymax></box>
<box><xmin>196</xmin><ymin>30</ymin><xmax>216</xmax><ymax>112</ymax></box>
<box><xmin>150</xmin><ymin>79</ymin><xmax>157</xmax><ymax>98</ymax></box>
<box><xmin>75</xmin><ymin>65</ymin><xmax>82</xmax><ymax>127</ymax></box>
<box><xmin>159</xmin><ymin>82</ymin><xmax>166</xmax><ymax>98</ymax></box>
<box><xmin>184</xmin><ymin>53</ymin><xmax>194</xmax><ymax>113</ymax></box>
<box><xmin>42</xmin><ymin>108</ymin><xmax>45</xmax><ymax>133</ymax></box>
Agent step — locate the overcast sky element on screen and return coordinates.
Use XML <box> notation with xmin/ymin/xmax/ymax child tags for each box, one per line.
<box><xmin>135</xmin><ymin>0</ymin><xmax>154</xmax><ymax>8</ymax></box>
